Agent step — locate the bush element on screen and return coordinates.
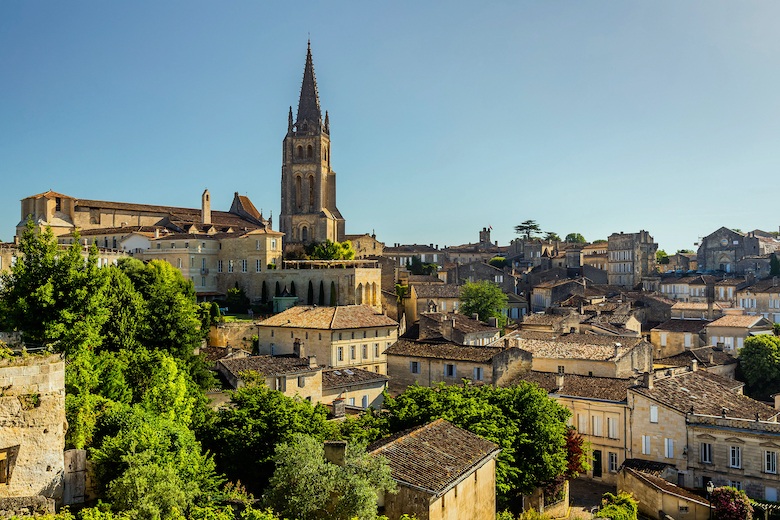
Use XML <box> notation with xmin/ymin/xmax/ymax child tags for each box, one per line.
<box><xmin>597</xmin><ymin>492</ymin><xmax>637</xmax><ymax>520</ymax></box>
<box><xmin>711</xmin><ymin>486</ymin><xmax>753</xmax><ymax>520</ymax></box>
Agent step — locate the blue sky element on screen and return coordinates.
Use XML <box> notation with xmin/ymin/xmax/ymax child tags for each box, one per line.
<box><xmin>2</xmin><ymin>2</ymin><xmax>779</xmax><ymax>253</ymax></box>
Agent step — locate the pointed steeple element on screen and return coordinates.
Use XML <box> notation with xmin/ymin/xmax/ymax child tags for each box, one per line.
<box><xmin>296</xmin><ymin>40</ymin><xmax>322</xmax><ymax>131</ymax></box>
<box><xmin>288</xmin><ymin>106</ymin><xmax>294</xmax><ymax>134</ymax></box>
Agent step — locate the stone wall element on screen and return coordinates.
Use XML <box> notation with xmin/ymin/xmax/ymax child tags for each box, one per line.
<box><xmin>208</xmin><ymin>322</ymin><xmax>257</xmax><ymax>351</ymax></box>
<box><xmin>0</xmin><ymin>496</ymin><xmax>55</xmax><ymax>517</ymax></box>
<box><xmin>0</xmin><ymin>354</ymin><xmax>66</xmax><ymax>502</ymax></box>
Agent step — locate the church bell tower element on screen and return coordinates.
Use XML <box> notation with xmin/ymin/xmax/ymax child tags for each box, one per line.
<box><xmin>280</xmin><ymin>42</ymin><xmax>345</xmax><ymax>250</ymax></box>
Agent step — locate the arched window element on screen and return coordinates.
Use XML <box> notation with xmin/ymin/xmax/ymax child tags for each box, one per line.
<box><xmin>307</xmin><ymin>145</ymin><xmax>313</xmax><ymax>158</ymax></box>
<box><xmin>302</xmin><ymin>226</ymin><xmax>308</xmax><ymax>242</ymax></box>
<box><xmin>296</xmin><ymin>146</ymin><xmax>303</xmax><ymax>158</ymax></box>
<box><xmin>295</xmin><ymin>176</ymin><xmax>302</xmax><ymax>208</ymax></box>
<box><xmin>308</xmin><ymin>175</ymin><xmax>315</xmax><ymax>207</ymax></box>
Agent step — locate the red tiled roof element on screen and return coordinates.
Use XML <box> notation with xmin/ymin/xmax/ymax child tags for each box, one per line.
<box><xmin>259</xmin><ymin>305</ymin><xmax>398</xmax><ymax>330</ymax></box>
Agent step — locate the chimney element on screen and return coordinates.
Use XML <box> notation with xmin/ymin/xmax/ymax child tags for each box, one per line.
<box><xmin>643</xmin><ymin>372</ymin><xmax>653</xmax><ymax>389</ymax></box>
<box><xmin>709</xmin><ymin>352</ymin><xmax>714</xmax><ymax>364</ymax></box>
<box><xmin>503</xmin><ymin>338</ymin><xmax>510</xmax><ymax>349</ymax></box>
<box><xmin>308</xmin><ymin>355</ymin><xmax>317</xmax><ymax>369</ymax></box>
<box><xmin>202</xmin><ymin>189</ymin><xmax>212</xmax><ymax>225</ymax></box>
<box><xmin>774</xmin><ymin>393</ymin><xmax>780</xmax><ymax>411</ymax></box>
<box><xmin>324</xmin><ymin>440</ymin><xmax>347</xmax><ymax>466</ymax></box>
<box><xmin>293</xmin><ymin>339</ymin><xmax>304</xmax><ymax>358</ymax></box>
<box><xmin>555</xmin><ymin>373</ymin><xmax>564</xmax><ymax>391</ymax></box>
<box><xmin>332</xmin><ymin>398</ymin><xmax>345</xmax><ymax>418</ymax></box>
<box><xmin>613</xmin><ymin>342</ymin><xmax>622</xmax><ymax>359</ymax></box>
<box><xmin>691</xmin><ymin>359</ymin><xmax>698</xmax><ymax>372</ymax></box>
<box><xmin>154</xmin><ymin>228</ymin><xmax>160</xmax><ymax>239</ymax></box>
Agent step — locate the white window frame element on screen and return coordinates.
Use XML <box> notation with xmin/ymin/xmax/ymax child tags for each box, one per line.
<box><xmin>665</xmin><ymin>438</ymin><xmax>674</xmax><ymax>459</ymax></box>
<box><xmin>730</xmin><ymin>446</ymin><xmax>742</xmax><ymax>469</ymax></box>
<box><xmin>642</xmin><ymin>435</ymin><xmax>651</xmax><ymax>455</ymax></box>
<box><xmin>607</xmin><ymin>417</ymin><xmax>618</xmax><ymax>439</ymax></box>
<box><xmin>767</xmin><ymin>451</ymin><xmax>777</xmax><ymax>474</ymax></box>
<box><xmin>577</xmin><ymin>414</ymin><xmax>587</xmax><ymax>434</ymax></box>
<box><xmin>650</xmin><ymin>405</ymin><xmax>659</xmax><ymax>423</ymax></box>
<box><xmin>592</xmin><ymin>416</ymin><xmax>603</xmax><ymax>437</ymax></box>
<box><xmin>608</xmin><ymin>452</ymin><xmax>618</xmax><ymax>472</ymax></box>
<box><xmin>473</xmin><ymin>367</ymin><xmax>483</xmax><ymax>381</ymax></box>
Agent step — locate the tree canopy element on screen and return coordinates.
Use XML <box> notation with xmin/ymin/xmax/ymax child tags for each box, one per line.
<box><xmin>382</xmin><ymin>383</ymin><xmax>571</xmax><ymax>509</ymax></box>
<box><xmin>656</xmin><ymin>249</ymin><xmax>670</xmax><ymax>264</ymax></box>
<box><xmin>739</xmin><ymin>335</ymin><xmax>780</xmax><ymax>398</ymax></box>
<box><xmin>309</xmin><ymin>240</ymin><xmax>356</xmax><ymax>260</ymax></box>
<box><xmin>264</xmin><ymin>434</ymin><xmax>395</xmax><ymax>520</ymax></box>
<box><xmin>514</xmin><ymin>220</ymin><xmax>541</xmax><ymax>240</ymax></box>
<box><xmin>459</xmin><ymin>280</ymin><xmax>508</xmax><ymax>326</ymax></box>
<box><xmin>544</xmin><ymin>232</ymin><xmax>561</xmax><ymax>242</ymax></box>
<box><xmin>564</xmin><ymin>233</ymin><xmax>586</xmax><ymax>244</ymax></box>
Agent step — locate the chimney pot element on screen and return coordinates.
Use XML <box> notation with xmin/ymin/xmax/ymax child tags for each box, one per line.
<box><xmin>308</xmin><ymin>355</ymin><xmax>317</xmax><ymax>368</ymax></box>
<box><xmin>643</xmin><ymin>372</ymin><xmax>653</xmax><ymax>389</ymax></box>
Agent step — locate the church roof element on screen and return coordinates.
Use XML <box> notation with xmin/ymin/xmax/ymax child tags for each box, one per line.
<box><xmin>296</xmin><ymin>41</ymin><xmax>322</xmax><ymax>129</ymax></box>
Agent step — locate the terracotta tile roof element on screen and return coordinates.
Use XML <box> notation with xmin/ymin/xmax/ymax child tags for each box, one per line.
<box><xmin>217</xmin><ymin>355</ymin><xmax>319</xmax><ymax>379</ymax></box>
<box><xmin>652</xmin><ymin>319</ymin><xmax>710</xmax><ymax>333</ymax></box>
<box><xmin>621</xmin><ymin>458</ymin><xmax>677</xmax><ymax>477</ymax></box>
<box><xmin>715</xmin><ymin>278</ymin><xmax>747</xmax><ymax>287</ymax></box>
<box><xmin>623</xmin><ymin>467</ymin><xmax>709</xmax><ymax>505</ymax></box>
<box><xmin>741</xmin><ymin>279</ymin><xmax>780</xmax><ymax>293</ymax></box>
<box><xmin>587</xmin><ymin>314</ymin><xmax>634</xmax><ymax>325</ymax></box>
<box><xmin>28</xmin><ymin>190</ymin><xmax>72</xmax><ymax>200</ymax></box>
<box><xmin>655</xmin><ymin>347</ymin><xmax>737</xmax><ymax>368</ymax></box>
<box><xmin>506</xmin><ymin>371</ymin><xmax>632</xmax><ymax>401</ymax></box>
<box><xmin>259</xmin><ymin>305</ymin><xmax>398</xmax><ymax>330</ymax></box>
<box><xmin>384</xmin><ymin>339</ymin><xmax>504</xmax><ymax>363</ymax></box>
<box><xmin>413</xmin><ymin>284</ymin><xmax>462</xmax><ymax>299</ymax></box>
<box><xmin>408</xmin><ymin>275</ymin><xmax>444</xmax><ymax>284</ymax></box>
<box><xmin>632</xmin><ymin>370</ymin><xmax>778</xmax><ymax>420</ymax></box>
<box><xmin>368</xmin><ymin>419</ymin><xmax>500</xmax><ymax>496</ymax></box>
<box><xmin>322</xmin><ymin>367</ymin><xmax>389</xmax><ymax>390</ymax></box>
<box><xmin>497</xmin><ymin>331</ymin><xmax>645</xmax><ymax>361</ymax></box>
<box><xmin>423</xmin><ymin>313</ymin><xmax>500</xmax><ymax>334</ymax></box>
<box><xmin>76</xmin><ymin>225</ymin><xmax>168</xmax><ymax>236</ymax></box>
<box><xmin>707</xmin><ymin>314</ymin><xmax>770</xmax><ymax>328</ymax></box>
<box><xmin>522</xmin><ymin>314</ymin><xmax>565</xmax><ymax>326</ymax></box>
<box><xmin>582</xmin><ymin>303</ymin><xmax>621</xmax><ymax>313</ymax></box>
<box><xmin>671</xmin><ymin>302</ymin><xmax>728</xmax><ymax>311</ymax></box>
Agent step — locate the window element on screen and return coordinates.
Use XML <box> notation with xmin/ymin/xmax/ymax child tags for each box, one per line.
<box><xmin>473</xmin><ymin>367</ymin><xmax>484</xmax><ymax>381</ymax></box>
<box><xmin>348</xmin><ymin>397</ymin><xmax>355</xmax><ymax>406</ymax></box>
<box><xmin>607</xmin><ymin>417</ymin><xmax>618</xmax><ymax>439</ymax></box>
<box><xmin>362</xmin><ymin>395</ymin><xmax>368</xmax><ymax>408</ymax></box>
<box><xmin>660</xmin><ymin>333</ymin><xmax>667</xmax><ymax>347</ymax></box>
<box><xmin>274</xmin><ymin>376</ymin><xmax>286</xmax><ymax>392</ymax></box>
<box><xmin>592</xmin><ymin>416</ymin><xmax>603</xmax><ymax>437</ymax></box>
<box><xmin>650</xmin><ymin>405</ymin><xmax>659</xmax><ymax>423</ymax></box>
<box><xmin>608</xmin><ymin>452</ymin><xmax>618</xmax><ymax>472</ymax></box>
<box><xmin>701</xmin><ymin>443</ymin><xmax>713</xmax><ymax>464</ymax></box>
<box><xmin>177</xmin><ymin>258</ymin><xmax>182</xmax><ymax>268</ymax></box>
<box><xmin>444</xmin><ymin>364</ymin><xmax>456</xmax><ymax>377</ymax></box>
<box><xmin>766</xmin><ymin>451</ymin><xmax>777</xmax><ymax>474</ymax></box>
<box><xmin>374</xmin><ymin>343</ymin><xmax>380</xmax><ymax>357</ymax></box>
<box><xmin>228</xmin><ymin>260</ymin><xmax>234</xmax><ymax>273</ymax></box>
<box><xmin>271</xmin><ymin>239</ymin><xmax>277</xmax><ymax>250</ymax></box>
<box><xmin>577</xmin><ymin>414</ymin><xmax>587</xmax><ymax>433</ymax></box>
<box><xmin>241</xmin><ymin>259</ymin><xmax>247</xmax><ymax>273</ymax></box>
<box><xmin>410</xmin><ymin>361</ymin><xmax>421</xmax><ymax>374</ymax></box>
<box><xmin>0</xmin><ymin>447</ymin><xmax>11</xmax><ymax>484</ymax></box>
<box><xmin>730</xmin><ymin>446</ymin><xmax>742</xmax><ymax>468</ymax></box>
<box><xmin>557</xmin><ymin>365</ymin><xmax>564</xmax><ymax>374</ymax></box>
<box><xmin>350</xmin><ymin>346</ymin><xmax>356</xmax><ymax>360</ymax></box>
<box><xmin>298</xmin><ymin>376</ymin><xmax>305</xmax><ymax>388</ymax></box>
<box><xmin>337</xmin><ymin>347</ymin><xmax>344</xmax><ymax>362</ymax></box>
<box><xmin>665</xmin><ymin>438</ymin><xmax>674</xmax><ymax>459</ymax></box>
<box><xmin>766</xmin><ymin>487</ymin><xmax>778</xmax><ymax>502</ymax></box>
<box><xmin>256</xmin><ymin>259</ymin><xmax>261</xmax><ymax>272</ymax></box>
<box><xmin>256</xmin><ymin>240</ymin><xmax>260</xmax><ymax>250</ymax></box>
<box><xmin>642</xmin><ymin>435</ymin><xmax>651</xmax><ymax>455</ymax></box>
<box><xmin>729</xmin><ymin>481</ymin><xmax>742</xmax><ymax>491</ymax></box>
<box><xmin>217</xmin><ymin>260</ymin><xmax>223</xmax><ymax>273</ymax></box>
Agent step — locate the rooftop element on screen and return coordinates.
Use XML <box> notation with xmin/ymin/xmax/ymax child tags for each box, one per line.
<box><xmin>707</xmin><ymin>314</ymin><xmax>771</xmax><ymax>328</ymax></box>
<box><xmin>632</xmin><ymin>370</ymin><xmax>779</xmax><ymax>421</ymax></box>
<box><xmin>497</xmin><ymin>331</ymin><xmax>645</xmax><ymax>361</ymax></box>
<box><xmin>384</xmin><ymin>339</ymin><xmax>505</xmax><ymax>363</ymax></box>
<box><xmin>259</xmin><ymin>305</ymin><xmax>398</xmax><ymax>330</ymax></box>
<box><xmin>504</xmin><ymin>371</ymin><xmax>633</xmax><ymax>401</ymax></box>
<box><xmin>322</xmin><ymin>367</ymin><xmax>389</xmax><ymax>390</ymax></box>
<box><xmin>652</xmin><ymin>319</ymin><xmax>711</xmax><ymax>333</ymax></box>
<box><xmin>217</xmin><ymin>355</ymin><xmax>319</xmax><ymax>380</ymax></box>
<box><xmin>368</xmin><ymin>419</ymin><xmax>500</xmax><ymax>496</ymax></box>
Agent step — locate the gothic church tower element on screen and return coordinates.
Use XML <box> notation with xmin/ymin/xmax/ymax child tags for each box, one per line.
<box><xmin>280</xmin><ymin>42</ymin><xmax>345</xmax><ymax>249</ymax></box>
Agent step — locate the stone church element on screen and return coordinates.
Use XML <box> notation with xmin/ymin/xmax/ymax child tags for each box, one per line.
<box><xmin>279</xmin><ymin>41</ymin><xmax>345</xmax><ymax>251</ymax></box>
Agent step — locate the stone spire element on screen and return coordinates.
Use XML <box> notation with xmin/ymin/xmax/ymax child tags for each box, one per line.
<box><xmin>296</xmin><ymin>40</ymin><xmax>322</xmax><ymax>131</ymax></box>
<box><xmin>288</xmin><ymin>106</ymin><xmax>294</xmax><ymax>134</ymax></box>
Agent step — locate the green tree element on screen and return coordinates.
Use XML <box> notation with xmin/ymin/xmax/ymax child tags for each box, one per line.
<box><xmin>226</xmin><ymin>283</ymin><xmax>250</xmax><ymax>314</ymax></box>
<box><xmin>739</xmin><ymin>335</ymin><xmax>780</xmax><ymax>396</ymax></box>
<box><xmin>656</xmin><ymin>249</ymin><xmax>669</xmax><ymax>265</ymax></box>
<box><xmin>489</xmin><ymin>257</ymin><xmax>508</xmax><ymax>269</ymax></box>
<box><xmin>597</xmin><ymin>491</ymin><xmax>638</xmax><ymax>520</ymax></box>
<box><xmin>330</xmin><ymin>281</ymin><xmax>338</xmax><ymax>306</ymax></box>
<box><xmin>310</xmin><ymin>240</ymin><xmax>356</xmax><ymax>260</ymax></box>
<box><xmin>382</xmin><ymin>383</ymin><xmax>570</xmax><ymax>508</ymax></box>
<box><xmin>318</xmin><ymin>280</ymin><xmax>326</xmax><ymax>306</ymax></box>
<box><xmin>264</xmin><ymin>434</ymin><xmax>395</xmax><ymax>520</ymax></box>
<box><xmin>0</xmin><ymin>221</ymin><xmax>110</xmax><ymax>355</ymax></box>
<box><xmin>593</xmin><ymin>239</ymin><xmax>607</xmax><ymax>244</ymax></box>
<box><xmin>307</xmin><ymin>280</ymin><xmax>315</xmax><ymax>305</ymax></box>
<box><xmin>771</xmin><ymin>254</ymin><xmax>780</xmax><ymax>276</ymax></box>
<box><xmin>204</xmin><ymin>377</ymin><xmax>337</xmax><ymax>495</ymax></box>
<box><xmin>514</xmin><ymin>220</ymin><xmax>541</xmax><ymax>240</ymax></box>
<box><xmin>544</xmin><ymin>232</ymin><xmax>560</xmax><ymax>242</ymax></box>
<box><xmin>711</xmin><ymin>486</ymin><xmax>753</xmax><ymax>520</ymax></box>
<box><xmin>564</xmin><ymin>233</ymin><xmax>586</xmax><ymax>244</ymax></box>
<box><xmin>118</xmin><ymin>258</ymin><xmax>203</xmax><ymax>359</ymax></box>
<box><xmin>98</xmin><ymin>267</ymin><xmax>146</xmax><ymax>352</ymax></box>
<box><xmin>459</xmin><ymin>281</ymin><xmax>508</xmax><ymax>326</ymax></box>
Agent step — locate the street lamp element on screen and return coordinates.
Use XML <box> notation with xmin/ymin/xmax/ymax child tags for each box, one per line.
<box><xmin>706</xmin><ymin>480</ymin><xmax>715</xmax><ymax>519</ymax></box>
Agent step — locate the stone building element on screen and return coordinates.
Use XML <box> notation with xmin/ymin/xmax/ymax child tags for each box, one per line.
<box><xmin>256</xmin><ymin>305</ymin><xmax>398</xmax><ymax>374</ymax></box>
<box><xmin>0</xmin><ymin>354</ymin><xmax>65</xmax><ymax>509</ymax></box>
<box><xmin>384</xmin><ymin>339</ymin><xmax>529</xmax><ymax>394</ymax></box>
<box><xmin>216</xmin><ymin>355</ymin><xmax>323</xmax><ymax>402</ymax></box>
<box><xmin>369</xmin><ymin>419</ymin><xmax>500</xmax><ymax>520</ymax></box>
<box><xmin>705</xmin><ymin>314</ymin><xmax>773</xmax><ymax>353</ymax></box>
<box><xmin>649</xmin><ymin>319</ymin><xmax>710</xmax><ymax>358</ymax></box>
<box><xmin>607</xmin><ymin>230</ymin><xmax>658</xmax><ymax>288</ymax></box>
<box><xmin>280</xmin><ymin>42</ymin><xmax>345</xmax><ymax>250</ymax></box>
<box><xmin>344</xmin><ymin>233</ymin><xmax>384</xmax><ymax>258</ymax></box>
<box><xmin>696</xmin><ymin>227</ymin><xmax>780</xmax><ymax>274</ymax></box>
<box><xmin>418</xmin><ymin>312</ymin><xmax>500</xmax><ymax>346</ymax></box>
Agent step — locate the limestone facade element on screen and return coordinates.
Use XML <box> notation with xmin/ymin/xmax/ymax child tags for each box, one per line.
<box><xmin>0</xmin><ymin>355</ymin><xmax>65</xmax><ymax>503</ymax></box>
<box><xmin>607</xmin><ymin>230</ymin><xmax>658</xmax><ymax>287</ymax></box>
